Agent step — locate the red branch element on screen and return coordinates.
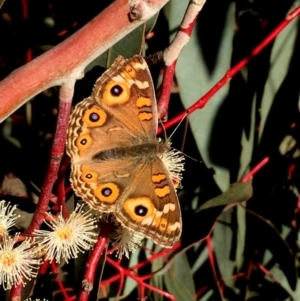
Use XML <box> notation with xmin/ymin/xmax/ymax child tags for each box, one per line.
<box><xmin>55</xmin><ymin>155</ymin><xmax>71</xmax><ymax>218</ymax></box>
<box><xmin>78</xmin><ymin>222</ymin><xmax>111</xmax><ymax>301</ymax></box>
<box><xmin>51</xmin><ymin>261</ymin><xmax>73</xmax><ymax>301</ymax></box>
<box><xmin>242</xmin><ymin>157</ymin><xmax>270</xmax><ymax>183</ymax></box>
<box><xmin>26</xmin><ymin>96</ymin><xmax>72</xmax><ymax>234</ymax></box>
<box><xmin>158</xmin><ymin>1</ymin><xmax>204</xmax><ymax>118</ymax></box>
<box><xmin>159</xmin><ymin>5</ymin><xmax>300</xmax><ymax>133</ymax></box>
<box><xmin>206</xmin><ymin>236</ymin><xmax>224</xmax><ymax>299</ymax></box>
<box><xmin>0</xmin><ymin>0</ymin><xmax>170</xmax><ymax>122</ymax></box>
<box><xmin>158</xmin><ymin>60</ymin><xmax>177</xmax><ymax>119</ymax></box>
<box><xmin>101</xmin><ymin>242</ymin><xmax>180</xmax><ymax>291</ymax></box>
<box><xmin>257</xmin><ymin>263</ymin><xmax>279</xmax><ymax>284</ymax></box>
<box><xmin>106</xmin><ymin>256</ymin><xmax>176</xmax><ymax>300</ymax></box>
<box><xmin>8</xmin><ymin>283</ymin><xmax>22</xmax><ymax>301</ymax></box>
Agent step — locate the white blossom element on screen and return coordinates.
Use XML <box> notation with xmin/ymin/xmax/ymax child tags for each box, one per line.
<box><xmin>0</xmin><ymin>234</ymin><xmax>41</xmax><ymax>290</ymax></box>
<box><xmin>0</xmin><ymin>200</ymin><xmax>19</xmax><ymax>236</ymax></box>
<box><xmin>34</xmin><ymin>205</ymin><xmax>98</xmax><ymax>263</ymax></box>
<box><xmin>113</xmin><ymin>226</ymin><xmax>144</xmax><ymax>259</ymax></box>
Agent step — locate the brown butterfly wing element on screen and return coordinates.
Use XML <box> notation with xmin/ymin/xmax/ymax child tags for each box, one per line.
<box><xmin>92</xmin><ymin>55</ymin><xmax>158</xmax><ymax>140</ymax></box>
<box><xmin>67</xmin><ymin>97</ymin><xmax>136</xmax><ymax>163</ymax></box>
<box><xmin>66</xmin><ymin>56</ymin><xmax>158</xmax><ymax>212</ymax></box>
<box><xmin>115</xmin><ymin>156</ymin><xmax>182</xmax><ymax>248</ymax></box>
<box><xmin>67</xmin><ymin>55</ymin><xmax>182</xmax><ymax>247</ymax></box>
<box><xmin>69</xmin><ymin>159</ymin><xmax>140</xmax><ymax>212</ymax></box>
<box><xmin>67</xmin><ymin>55</ymin><xmax>157</xmax><ymax>163</ymax></box>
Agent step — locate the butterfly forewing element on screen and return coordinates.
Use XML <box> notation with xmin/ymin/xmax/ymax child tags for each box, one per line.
<box><xmin>92</xmin><ymin>55</ymin><xmax>158</xmax><ymax>140</ymax></box>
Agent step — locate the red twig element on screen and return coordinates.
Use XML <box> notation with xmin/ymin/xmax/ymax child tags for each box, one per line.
<box><xmin>195</xmin><ymin>285</ymin><xmax>209</xmax><ymax>299</ymax></box>
<box><xmin>39</xmin><ymin>260</ymin><xmax>50</xmax><ymax>275</ymax></box>
<box><xmin>257</xmin><ymin>263</ymin><xmax>279</xmax><ymax>284</ymax></box>
<box><xmin>206</xmin><ymin>236</ymin><xmax>224</xmax><ymax>299</ymax></box>
<box><xmin>158</xmin><ymin>0</ymin><xmax>206</xmax><ymax>119</ymax></box>
<box><xmin>242</xmin><ymin>157</ymin><xmax>270</xmax><ymax>183</ymax></box>
<box><xmin>26</xmin><ymin>86</ymin><xmax>73</xmax><ymax>234</ymax></box>
<box><xmin>158</xmin><ymin>60</ymin><xmax>177</xmax><ymax>119</ymax></box>
<box><xmin>8</xmin><ymin>283</ymin><xmax>22</xmax><ymax>301</ymax></box>
<box><xmin>55</xmin><ymin>155</ymin><xmax>71</xmax><ymax>218</ymax></box>
<box><xmin>0</xmin><ymin>0</ymin><xmax>170</xmax><ymax>122</ymax></box>
<box><xmin>102</xmin><ymin>242</ymin><xmax>180</xmax><ymax>289</ymax></box>
<box><xmin>106</xmin><ymin>256</ymin><xmax>176</xmax><ymax>300</ymax></box>
<box><xmin>78</xmin><ymin>222</ymin><xmax>111</xmax><ymax>301</ymax></box>
<box><xmin>132</xmin><ymin>242</ymin><xmax>180</xmax><ymax>270</ymax></box>
<box><xmin>159</xmin><ymin>5</ymin><xmax>300</xmax><ymax>133</ymax></box>
<box><xmin>51</xmin><ymin>261</ymin><xmax>73</xmax><ymax>301</ymax></box>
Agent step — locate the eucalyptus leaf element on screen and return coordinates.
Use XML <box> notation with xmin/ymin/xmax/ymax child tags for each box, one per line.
<box><xmin>246</xmin><ymin>209</ymin><xmax>297</xmax><ymax>290</ymax></box>
<box><xmin>85</xmin><ymin>14</ymin><xmax>158</xmax><ymax>73</ymax></box>
<box><xmin>151</xmin><ymin>254</ymin><xmax>164</xmax><ymax>301</ymax></box>
<box><xmin>196</xmin><ymin>181</ymin><xmax>253</xmax><ymax>212</ymax></box>
<box><xmin>123</xmin><ymin>248</ymin><xmax>140</xmax><ymax>295</ymax></box>
<box><xmin>181</xmin><ymin>181</ymin><xmax>253</xmax><ymax>247</ymax></box>
<box><xmin>84</xmin><ymin>25</ymin><xmax>144</xmax><ymax>72</ymax></box>
<box><xmin>163</xmin><ymin>252</ymin><xmax>196</xmax><ymax>301</ymax></box>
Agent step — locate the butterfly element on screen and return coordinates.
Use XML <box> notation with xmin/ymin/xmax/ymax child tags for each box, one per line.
<box><xmin>66</xmin><ymin>55</ymin><xmax>184</xmax><ymax>248</ymax></box>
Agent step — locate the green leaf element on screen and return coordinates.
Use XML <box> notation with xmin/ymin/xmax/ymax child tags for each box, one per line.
<box><xmin>163</xmin><ymin>252</ymin><xmax>196</xmax><ymax>301</ymax></box>
<box><xmin>151</xmin><ymin>249</ymin><xmax>165</xmax><ymax>301</ymax></box>
<box><xmin>196</xmin><ymin>181</ymin><xmax>253</xmax><ymax>212</ymax></box>
<box><xmin>181</xmin><ymin>181</ymin><xmax>252</xmax><ymax>247</ymax></box>
<box><xmin>85</xmin><ymin>14</ymin><xmax>158</xmax><ymax>72</ymax></box>
<box><xmin>123</xmin><ymin>248</ymin><xmax>140</xmax><ymax>295</ymax></box>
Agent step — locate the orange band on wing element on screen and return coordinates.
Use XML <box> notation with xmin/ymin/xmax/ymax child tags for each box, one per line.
<box><xmin>154</xmin><ymin>186</ymin><xmax>171</xmax><ymax>197</ymax></box>
<box><xmin>152</xmin><ymin>173</ymin><xmax>166</xmax><ymax>183</ymax></box>
<box><xmin>139</xmin><ymin>112</ymin><xmax>153</xmax><ymax>121</ymax></box>
<box><xmin>136</xmin><ymin>97</ymin><xmax>151</xmax><ymax>108</ymax></box>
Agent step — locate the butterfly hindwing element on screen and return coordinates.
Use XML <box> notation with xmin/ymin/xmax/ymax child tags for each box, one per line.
<box><xmin>115</xmin><ymin>156</ymin><xmax>182</xmax><ymax>247</ymax></box>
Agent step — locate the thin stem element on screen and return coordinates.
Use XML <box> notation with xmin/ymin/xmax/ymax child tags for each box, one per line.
<box><xmin>160</xmin><ymin>5</ymin><xmax>300</xmax><ymax>132</ymax></box>
<box><xmin>78</xmin><ymin>222</ymin><xmax>111</xmax><ymax>301</ymax></box>
<box><xmin>158</xmin><ymin>0</ymin><xmax>206</xmax><ymax>119</ymax></box>
<box><xmin>51</xmin><ymin>261</ymin><xmax>73</xmax><ymax>300</ymax></box>
<box><xmin>242</xmin><ymin>157</ymin><xmax>270</xmax><ymax>183</ymax></box>
<box><xmin>26</xmin><ymin>82</ymin><xmax>74</xmax><ymax>234</ymax></box>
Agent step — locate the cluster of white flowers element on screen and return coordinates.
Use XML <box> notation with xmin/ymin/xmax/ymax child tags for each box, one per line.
<box><xmin>0</xmin><ymin>234</ymin><xmax>41</xmax><ymax>290</ymax></box>
<box><xmin>0</xmin><ymin>200</ymin><xmax>41</xmax><ymax>290</ymax></box>
<box><xmin>0</xmin><ymin>199</ymin><xmax>145</xmax><ymax>292</ymax></box>
<box><xmin>0</xmin><ymin>200</ymin><xmax>100</xmax><ymax>290</ymax></box>
<box><xmin>34</xmin><ymin>204</ymin><xmax>98</xmax><ymax>263</ymax></box>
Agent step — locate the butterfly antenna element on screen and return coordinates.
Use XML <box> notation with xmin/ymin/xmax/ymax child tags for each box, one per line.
<box><xmin>168</xmin><ymin>112</ymin><xmax>188</xmax><ymax>141</ymax></box>
<box><xmin>166</xmin><ymin>113</ymin><xmax>201</xmax><ymax>164</ymax></box>
<box><xmin>183</xmin><ymin>152</ymin><xmax>201</xmax><ymax>163</ymax></box>
<box><xmin>159</xmin><ymin>120</ymin><xmax>168</xmax><ymax>142</ymax></box>
<box><xmin>180</xmin><ymin>115</ymin><xmax>189</xmax><ymax>152</ymax></box>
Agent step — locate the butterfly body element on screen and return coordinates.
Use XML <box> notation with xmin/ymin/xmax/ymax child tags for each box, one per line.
<box><xmin>66</xmin><ymin>55</ymin><xmax>184</xmax><ymax>248</ymax></box>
